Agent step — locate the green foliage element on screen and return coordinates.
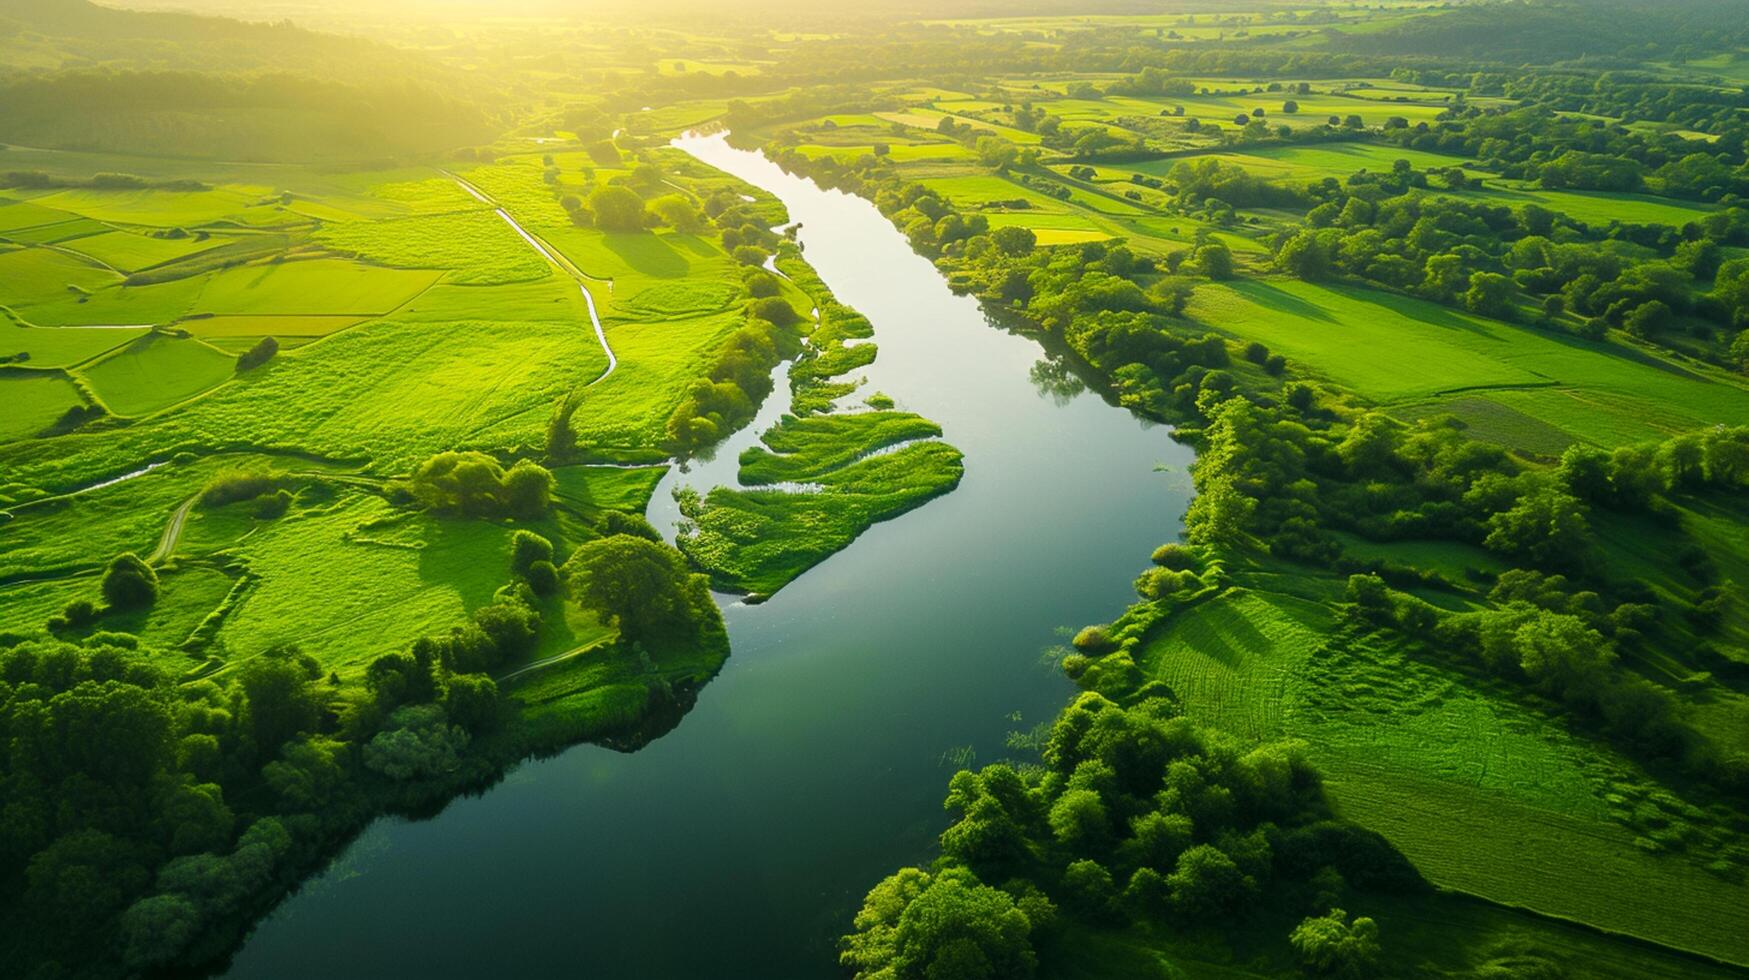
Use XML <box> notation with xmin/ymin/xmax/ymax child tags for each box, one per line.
<box><xmin>589</xmin><ymin>185</ymin><xmax>650</xmax><ymax>233</ymax></box>
<box><xmin>1290</xmin><ymin>907</ymin><xmax>1382</xmax><ymax>977</ymax></box>
<box><xmin>363</xmin><ymin>705</ymin><xmax>469</xmax><ymax>780</ymax></box>
<box><xmin>564</xmin><ymin>533</ymin><xmax>711</xmax><ymax>641</ymax></box>
<box><xmin>407</xmin><ymin>452</ymin><xmax>554</xmax><ymax>520</ymax></box>
<box><xmin>100</xmin><ymin>552</ymin><xmax>159</xmax><ymax>610</ymax></box>
<box><xmin>841</xmin><ymin>866</ymin><xmax>1038</xmax><ymax>980</ymax></box>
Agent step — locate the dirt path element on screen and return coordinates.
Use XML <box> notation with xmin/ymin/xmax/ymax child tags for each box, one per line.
<box><xmin>150</xmin><ymin>495</ymin><xmax>197</xmax><ymax>564</ymax></box>
<box><xmin>494</xmin><ymin>636</ymin><xmax>611</xmax><ymax>683</ymax></box>
<box><xmin>442</xmin><ymin>170</ymin><xmax>618</xmax><ymax>385</ymax></box>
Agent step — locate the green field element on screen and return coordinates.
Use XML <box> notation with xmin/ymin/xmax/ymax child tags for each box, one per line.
<box><xmin>0</xmin><ymin>369</ymin><xmax>85</xmax><ymax>441</ymax></box>
<box><xmin>192</xmin><ymin>259</ymin><xmax>441</xmax><ymax>315</ymax></box>
<box><xmin>1186</xmin><ymin>278</ymin><xmax>1749</xmax><ymax>448</ymax></box>
<box><xmin>79</xmin><ymin>333</ymin><xmax>237</xmax><ymax>416</ymax></box>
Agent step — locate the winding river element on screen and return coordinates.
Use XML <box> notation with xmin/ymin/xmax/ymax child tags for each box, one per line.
<box><xmin>224</xmin><ymin>133</ymin><xmax>1195</xmax><ymax>978</ymax></box>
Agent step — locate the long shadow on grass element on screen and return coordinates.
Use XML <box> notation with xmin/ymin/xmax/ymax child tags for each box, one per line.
<box><xmin>1229</xmin><ymin>279</ymin><xmax>1340</xmax><ymax>323</ymax></box>
<box><xmin>601</xmin><ymin>233</ymin><xmax>690</xmax><ymax>279</ymax></box>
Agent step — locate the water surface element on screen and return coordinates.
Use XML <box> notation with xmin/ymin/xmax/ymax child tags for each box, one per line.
<box><xmin>224</xmin><ymin>132</ymin><xmax>1193</xmax><ymax>978</ymax></box>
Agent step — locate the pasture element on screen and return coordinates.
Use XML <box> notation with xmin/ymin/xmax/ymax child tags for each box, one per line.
<box><xmin>1185</xmin><ymin>278</ymin><xmax>1749</xmax><ymax>448</ymax></box>
<box><xmin>79</xmin><ymin>334</ymin><xmax>236</xmax><ymax>416</ymax></box>
<box><xmin>0</xmin><ymin>370</ymin><xmax>84</xmax><ymax>441</ymax></box>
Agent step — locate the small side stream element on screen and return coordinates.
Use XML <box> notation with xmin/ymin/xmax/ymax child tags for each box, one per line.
<box><xmin>223</xmin><ymin>132</ymin><xmax>1194</xmax><ymax>979</ymax></box>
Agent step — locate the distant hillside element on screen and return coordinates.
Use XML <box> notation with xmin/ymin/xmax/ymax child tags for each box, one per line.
<box><xmin>0</xmin><ymin>69</ymin><xmax>495</xmax><ymax>163</ymax></box>
<box><xmin>0</xmin><ymin>0</ymin><xmax>438</xmax><ymax>78</ymax></box>
<box><xmin>1333</xmin><ymin>0</ymin><xmax>1749</xmax><ymax>64</ymax></box>
<box><xmin>0</xmin><ymin>0</ymin><xmax>497</xmax><ymax>162</ymax></box>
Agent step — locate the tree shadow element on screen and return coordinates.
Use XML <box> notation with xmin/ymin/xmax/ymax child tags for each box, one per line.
<box><xmin>1348</xmin><ymin>285</ymin><xmax>1501</xmax><ymax>338</ymax></box>
<box><xmin>601</xmin><ymin>233</ymin><xmax>691</xmax><ymax>279</ymax></box>
<box><xmin>1230</xmin><ymin>279</ymin><xmax>1340</xmax><ymax>323</ymax></box>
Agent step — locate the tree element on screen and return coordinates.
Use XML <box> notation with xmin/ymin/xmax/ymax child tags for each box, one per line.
<box><xmin>840</xmin><ymin>866</ymin><xmax>1038</xmax><ymax>980</ymax></box>
<box><xmin>750</xmin><ymin>295</ymin><xmax>800</xmax><ymax>327</ymax></box>
<box><xmin>1049</xmin><ymin>788</ymin><xmax>1110</xmax><ymax>852</ymax></box>
<box><xmin>101</xmin><ymin>552</ymin><xmax>158</xmax><ymax>610</ymax></box>
<box><xmin>1463</xmin><ymin>272</ymin><xmax>1514</xmax><ymax>318</ymax></box>
<box><xmin>1282</xmin><ymin>100</ymin><xmax>1300</xmax><ymax>114</ymax></box>
<box><xmin>546</xmin><ymin>395</ymin><xmax>579</xmax><ymax>461</ymax></box>
<box><xmin>991</xmin><ymin>225</ymin><xmax>1037</xmax><ymax>256</ymax></box>
<box><xmin>976</xmin><ymin>136</ymin><xmax>1019</xmax><ymax>171</ymax></box>
<box><xmin>262</xmin><ymin>736</ymin><xmax>347</xmax><ymax>810</ymax></box>
<box><xmin>120</xmin><ymin>894</ymin><xmax>201</xmax><ymax>970</ymax></box>
<box><xmin>649</xmin><ymin>193</ymin><xmax>705</xmax><ymax>233</ymax></box>
<box><xmin>236</xmin><ymin>647</ymin><xmax>323</xmax><ymax>757</ymax></box>
<box><xmin>1556</xmin><ymin>445</ymin><xmax>1611</xmax><ymax>502</ymax></box>
<box><xmin>1166</xmin><ymin>844</ymin><xmax>1255</xmax><ymax>918</ymax></box>
<box><xmin>744</xmin><ymin>269</ymin><xmax>782</xmax><ymax>297</ymax></box>
<box><xmin>588</xmin><ymin>185</ymin><xmax>649</xmax><ymax>233</ymax></box>
<box><xmin>1514</xmin><ymin>610</ymin><xmax>1614</xmax><ymax>696</ymax></box>
<box><xmin>1191</xmin><ymin>241</ymin><xmax>1234</xmax><ymax>280</ymax></box>
<box><xmin>503</xmin><ymin>459</ymin><xmax>554</xmax><ymax>519</ymax></box>
<box><xmin>1277</xmin><ymin>230</ymin><xmax>1333</xmax><ymax>280</ymax></box>
<box><xmin>363</xmin><ymin>705</ymin><xmax>468</xmax><ymax>780</ymax></box>
<box><xmin>236</xmin><ymin>336</ymin><xmax>278</xmax><ymax>371</ymax></box>
<box><xmin>1290</xmin><ymin>908</ymin><xmax>1382</xmax><ymax>977</ymax></box>
<box><xmin>510</xmin><ymin>530</ymin><xmax>554</xmax><ymax>576</ymax></box>
<box><xmin>1624</xmin><ymin>300</ymin><xmax>1671</xmax><ymax>337</ymax></box>
<box><xmin>564</xmin><ymin>534</ymin><xmax>701</xmax><ymax>640</ymax></box>
<box><xmin>1483</xmin><ymin>484</ymin><xmax>1590</xmax><ymax>567</ymax></box>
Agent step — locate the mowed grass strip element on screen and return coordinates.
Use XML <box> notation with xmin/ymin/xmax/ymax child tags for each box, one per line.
<box><xmin>550</xmin><ymin>465</ymin><xmax>667</xmax><ymax>514</ymax></box>
<box><xmin>0</xmin><ymin>199</ymin><xmax>78</xmax><ymax>232</ymax></box>
<box><xmin>29</xmin><ymin>185</ymin><xmax>268</xmax><ymax>226</ymax></box>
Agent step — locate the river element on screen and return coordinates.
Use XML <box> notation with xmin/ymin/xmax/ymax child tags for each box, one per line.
<box><xmin>223</xmin><ymin>132</ymin><xmax>1194</xmax><ymax>978</ymax></box>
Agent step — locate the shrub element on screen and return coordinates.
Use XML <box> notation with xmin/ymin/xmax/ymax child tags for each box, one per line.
<box><xmin>744</xmin><ymin>269</ymin><xmax>782</xmax><ymax>298</ymax></box>
<box><xmin>407</xmin><ymin>452</ymin><xmax>552</xmax><ymax>519</ymax></box>
<box><xmin>1151</xmin><ymin>543</ymin><xmax>1196</xmax><ymax>569</ymax></box>
<box><xmin>252</xmin><ymin>489</ymin><xmax>293</xmax><ymax>519</ymax></box>
<box><xmin>236</xmin><ymin>337</ymin><xmax>278</xmax><ymax>372</ymax></box>
<box><xmin>526</xmin><ymin>560</ymin><xmax>561</xmax><ymax>597</ymax></box>
<box><xmin>1072</xmin><ymin>625</ymin><xmax>1115</xmax><ymax>652</ymax></box>
<box><xmin>200</xmin><ymin>470</ymin><xmax>283</xmax><ymax>507</ymax></box>
<box><xmin>1290</xmin><ymin>907</ymin><xmax>1381</xmax><ymax>977</ymax></box>
<box><xmin>750</xmin><ymin>296</ymin><xmax>800</xmax><ymax>327</ymax></box>
<box><xmin>509</xmin><ymin>530</ymin><xmax>555</xmax><ymax>576</ymax></box>
<box><xmin>101</xmin><ymin>553</ymin><xmax>158</xmax><ymax>610</ymax></box>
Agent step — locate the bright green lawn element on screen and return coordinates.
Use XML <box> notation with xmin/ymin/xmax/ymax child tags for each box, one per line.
<box><xmin>214</xmin><ymin>492</ymin><xmax>511</xmax><ymax>680</ymax></box>
<box><xmin>192</xmin><ymin>259</ymin><xmax>441</xmax><ymax>316</ymax></box>
<box><xmin>0</xmin><ymin>371</ymin><xmax>84</xmax><ymax>441</ymax></box>
<box><xmin>80</xmin><ymin>334</ymin><xmax>236</xmax><ymax>416</ymax></box>
<box><xmin>1187</xmin><ymin>278</ymin><xmax>1749</xmax><ymax>446</ymax></box>
<box><xmin>67</xmin><ymin>230</ymin><xmax>222</xmax><ymax>272</ymax></box>
<box><xmin>0</xmin><ymin>311</ymin><xmax>148</xmax><ymax>366</ymax></box>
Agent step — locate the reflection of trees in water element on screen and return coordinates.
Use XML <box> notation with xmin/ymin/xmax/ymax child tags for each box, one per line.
<box><xmin>1028</xmin><ymin>357</ymin><xmax>1086</xmax><ymax>406</ymax></box>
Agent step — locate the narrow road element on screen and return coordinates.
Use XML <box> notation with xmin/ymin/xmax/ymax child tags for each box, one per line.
<box><xmin>494</xmin><ymin>636</ymin><xmax>611</xmax><ymax>683</ymax></box>
<box><xmin>442</xmin><ymin>170</ymin><xmax>618</xmax><ymax>385</ymax></box>
<box><xmin>151</xmin><ymin>495</ymin><xmax>197</xmax><ymax>564</ymax></box>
